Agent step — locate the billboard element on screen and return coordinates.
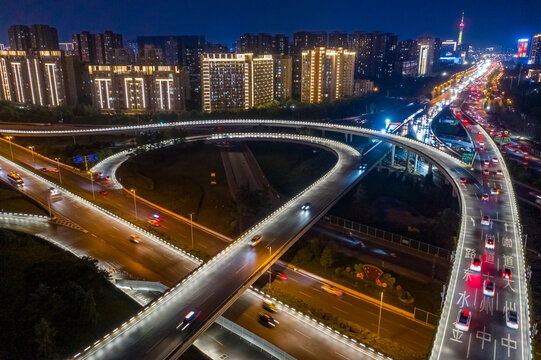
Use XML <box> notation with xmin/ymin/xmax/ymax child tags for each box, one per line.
<box><xmin>518</xmin><ymin>39</ymin><xmax>529</xmax><ymax>58</ymax></box>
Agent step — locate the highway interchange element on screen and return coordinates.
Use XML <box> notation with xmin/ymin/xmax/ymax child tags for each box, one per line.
<box><xmin>0</xmin><ymin>60</ymin><xmax>532</xmax><ymax>360</ymax></box>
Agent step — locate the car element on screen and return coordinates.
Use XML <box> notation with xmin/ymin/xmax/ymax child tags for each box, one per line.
<box><xmin>176</xmin><ymin>310</ymin><xmax>201</xmax><ymax>331</ymax></box>
<box><xmin>485</xmin><ymin>235</ymin><xmax>495</xmax><ymax>249</ymax></box>
<box><xmin>479</xmin><ymin>145</ymin><xmax>485</xmax><ymax>151</ymax></box>
<box><xmin>249</xmin><ymin>234</ymin><xmax>262</xmax><ymax>247</ymax></box>
<box><xmin>105</xmin><ymin>176</ymin><xmax>111</xmax><ymax>181</ymax></box>
<box><xmin>40</xmin><ymin>167</ymin><xmax>48</xmax><ymax>172</ymax></box>
<box><xmin>129</xmin><ymin>234</ymin><xmax>140</xmax><ymax>244</ymax></box>
<box><xmin>522</xmin><ymin>161</ymin><xmax>529</xmax><ymax>165</ymax></box>
<box><xmin>502</xmin><ymin>268</ymin><xmax>512</xmax><ymax>279</ymax></box>
<box><xmin>492</xmin><ymin>157</ymin><xmax>499</xmax><ymax>163</ymax></box>
<box><xmin>52</xmin><ymin>168</ymin><xmax>59</xmax><ymax>173</ymax></box>
<box><xmin>152</xmin><ymin>214</ymin><xmax>163</xmax><ymax>221</ymax></box>
<box><xmin>481</xmin><ymin>193</ymin><xmax>489</xmax><ymax>201</ymax></box>
<box><xmin>100</xmin><ymin>190</ymin><xmax>108</xmax><ymax>195</ymax></box>
<box><xmin>455</xmin><ymin>309</ymin><xmax>472</xmax><ymax>331</ymax></box>
<box><xmin>49</xmin><ymin>187</ymin><xmax>59</xmax><ymax>196</ymax></box>
<box><xmin>470</xmin><ymin>258</ymin><xmax>482</xmax><ymax>272</ymax></box>
<box><xmin>481</xmin><ymin>216</ymin><xmax>491</xmax><ymax>226</ymax></box>
<box><xmin>322</xmin><ymin>284</ymin><xmax>343</xmax><ymax>296</ymax></box>
<box><xmin>496</xmin><ymin>170</ymin><xmax>503</xmax><ymax>176</ymax></box>
<box><xmin>96</xmin><ymin>172</ymin><xmax>103</xmax><ymax>178</ymax></box>
<box><xmin>483</xmin><ymin>169</ymin><xmax>490</xmax><ymax>175</ymax></box>
<box><xmin>459</xmin><ymin>178</ymin><xmax>467</xmax><ymax>184</ymax></box>
<box><xmin>271</xmin><ymin>270</ymin><xmax>288</xmax><ymax>279</ymax></box>
<box><xmin>262</xmin><ymin>300</ymin><xmax>277</xmax><ymax>313</ymax></box>
<box><xmin>483</xmin><ymin>280</ymin><xmax>495</xmax><ymax>296</ymax></box>
<box><xmin>359</xmin><ymin>163</ymin><xmax>367</xmax><ymax>171</ymax></box>
<box><xmin>483</xmin><ymin>160</ymin><xmax>490</xmax><ymax>166</ymax></box>
<box><xmin>301</xmin><ymin>202</ymin><xmax>311</xmax><ymax>211</ymax></box>
<box><xmin>490</xmin><ymin>188</ymin><xmax>500</xmax><ymax>195</ymax></box>
<box><xmin>258</xmin><ymin>312</ymin><xmax>278</xmax><ymax>328</ymax></box>
<box><xmin>479</xmin><ymin>141</ymin><xmax>485</xmax><ymax>147</ymax></box>
<box><xmin>506</xmin><ymin>310</ymin><xmax>519</xmax><ymax>329</ymax></box>
<box><xmin>148</xmin><ymin>219</ymin><xmax>160</xmax><ymax>227</ymax></box>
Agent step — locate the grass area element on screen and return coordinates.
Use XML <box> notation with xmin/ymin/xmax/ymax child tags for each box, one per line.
<box><xmin>0</xmin><ymin>180</ymin><xmax>48</xmax><ymax>215</ymax></box>
<box><xmin>0</xmin><ymin>229</ymin><xmax>141</xmax><ymax>359</ymax></box>
<box><xmin>506</xmin><ymin>158</ymin><xmax>541</xmax><ymax>189</ymax></box>
<box><xmin>248</xmin><ymin>141</ymin><xmax>337</xmax><ymax>197</ymax></box>
<box><xmin>117</xmin><ymin>141</ymin><xmax>239</xmax><ymax>236</ymax></box>
<box><xmin>261</xmin><ymin>283</ymin><xmax>425</xmax><ymax>360</ymax></box>
<box><xmin>280</xmin><ymin>233</ymin><xmax>442</xmax><ymax>313</ymax></box>
<box><xmin>331</xmin><ymin>168</ymin><xmax>459</xmax><ymax>250</ymax></box>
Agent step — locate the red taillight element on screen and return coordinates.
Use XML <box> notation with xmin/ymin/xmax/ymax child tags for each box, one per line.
<box><xmin>280</xmin><ymin>274</ymin><xmax>287</xmax><ymax>279</ymax></box>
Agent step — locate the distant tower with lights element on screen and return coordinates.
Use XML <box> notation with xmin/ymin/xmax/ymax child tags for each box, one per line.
<box><xmin>457</xmin><ymin>12</ymin><xmax>465</xmax><ymax>46</ymax></box>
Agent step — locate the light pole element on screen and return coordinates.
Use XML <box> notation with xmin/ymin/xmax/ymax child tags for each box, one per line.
<box><xmin>88</xmin><ymin>171</ymin><xmax>95</xmax><ymax>200</ymax></box>
<box><xmin>6</xmin><ymin>136</ymin><xmax>13</xmax><ymax>159</ymax></box>
<box><xmin>189</xmin><ymin>213</ymin><xmax>194</xmax><ymax>249</ymax></box>
<box><xmin>55</xmin><ymin>158</ymin><xmax>62</xmax><ymax>184</ymax></box>
<box><xmin>28</xmin><ymin>146</ymin><xmax>35</xmax><ymax>164</ymax></box>
<box><xmin>377</xmin><ymin>291</ymin><xmax>383</xmax><ymax>337</ymax></box>
<box><xmin>47</xmin><ymin>193</ymin><xmax>52</xmax><ymax>217</ymax></box>
<box><xmin>130</xmin><ymin>189</ymin><xmax>138</xmax><ymax>220</ymax></box>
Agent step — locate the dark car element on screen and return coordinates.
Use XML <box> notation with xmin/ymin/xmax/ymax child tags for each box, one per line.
<box><xmin>176</xmin><ymin>310</ymin><xmax>201</xmax><ymax>331</ymax></box>
<box><xmin>258</xmin><ymin>312</ymin><xmax>278</xmax><ymax>328</ymax></box>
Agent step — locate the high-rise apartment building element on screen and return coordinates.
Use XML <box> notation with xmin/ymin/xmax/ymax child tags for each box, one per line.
<box><xmin>0</xmin><ymin>50</ymin><xmax>75</xmax><ymax>106</ymax></box>
<box><xmin>530</xmin><ymin>34</ymin><xmax>541</xmax><ymax>65</ymax></box>
<box><xmin>9</xmin><ymin>24</ymin><xmax>58</xmax><ymax>51</ymax></box>
<box><xmin>30</xmin><ymin>25</ymin><xmax>59</xmax><ymax>51</ymax></box>
<box><xmin>137</xmin><ymin>45</ymin><xmax>164</xmax><ymax>65</ymax></box>
<box><xmin>273</xmin><ymin>55</ymin><xmax>292</xmax><ymax>100</ymax></box>
<box><xmin>200</xmin><ymin>53</ymin><xmax>274</xmax><ymax>112</ymax></box>
<box><xmin>395</xmin><ymin>39</ymin><xmax>419</xmax><ymax>77</ymax></box>
<box><xmin>235</xmin><ymin>33</ymin><xmax>289</xmax><ymax>55</ymax></box>
<box><xmin>73</xmin><ymin>31</ymin><xmax>96</xmax><ymax>63</ymax></box>
<box><xmin>88</xmin><ymin>65</ymin><xmax>188</xmax><ymax>112</ymax></box>
<box><xmin>328</xmin><ymin>31</ymin><xmax>348</xmax><ymax>48</ymax></box>
<box><xmin>417</xmin><ymin>34</ymin><xmax>440</xmax><ymax>76</ymax></box>
<box><xmin>300</xmin><ymin>47</ymin><xmax>355</xmax><ymax>103</ymax></box>
<box><xmin>348</xmin><ymin>32</ymin><xmax>373</xmax><ymax>79</ymax></box>
<box><xmin>291</xmin><ymin>32</ymin><xmax>328</xmax><ymax>98</ymax></box>
<box><xmin>73</xmin><ymin>30</ymin><xmax>123</xmax><ymax>64</ymax></box>
<box><xmin>8</xmin><ymin>25</ymin><xmax>31</xmax><ymax>51</ymax></box>
<box><xmin>348</xmin><ymin>32</ymin><xmax>397</xmax><ymax>80</ymax></box>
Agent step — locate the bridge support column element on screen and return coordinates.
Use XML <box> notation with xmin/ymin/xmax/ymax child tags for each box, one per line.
<box><xmin>405</xmin><ymin>150</ymin><xmax>410</xmax><ymax>172</ymax></box>
<box><xmin>428</xmin><ymin>163</ymin><xmax>433</xmax><ymax>174</ymax></box>
<box><xmin>414</xmin><ymin>154</ymin><xmax>419</xmax><ymax>173</ymax></box>
<box><xmin>391</xmin><ymin>144</ymin><xmax>396</xmax><ymax>166</ymax></box>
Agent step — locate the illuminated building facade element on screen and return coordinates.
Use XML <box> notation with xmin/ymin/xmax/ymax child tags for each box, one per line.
<box><xmin>200</xmin><ymin>53</ymin><xmax>274</xmax><ymax>112</ymax></box>
<box><xmin>300</xmin><ymin>47</ymin><xmax>355</xmax><ymax>103</ymax></box>
<box><xmin>529</xmin><ymin>35</ymin><xmax>541</xmax><ymax>64</ymax></box>
<box><xmin>0</xmin><ymin>50</ymin><xmax>71</xmax><ymax>106</ymax></box>
<box><xmin>518</xmin><ymin>39</ymin><xmax>529</xmax><ymax>58</ymax></box>
<box><xmin>88</xmin><ymin>65</ymin><xmax>188</xmax><ymax>112</ymax></box>
<box><xmin>457</xmin><ymin>12</ymin><xmax>465</xmax><ymax>47</ymax></box>
<box><xmin>417</xmin><ymin>34</ymin><xmax>440</xmax><ymax>76</ymax></box>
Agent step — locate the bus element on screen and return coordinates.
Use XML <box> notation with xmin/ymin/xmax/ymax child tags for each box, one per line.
<box><xmin>7</xmin><ymin>172</ymin><xmax>24</xmax><ymax>187</ymax></box>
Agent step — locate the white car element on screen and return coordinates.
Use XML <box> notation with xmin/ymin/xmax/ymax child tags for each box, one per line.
<box><xmin>485</xmin><ymin>235</ymin><xmax>495</xmax><ymax>249</ymax></box>
<box><xmin>481</xmin><ymin>216</ymin><xmax>491</xmax><ymax>226</ymax></box>
<box><xmin>470</xmin><ymin>258</ymin><xmax>482</xmax><ymax>272</ymax></box>
<box><xmin>456</xmin><ymin>309</ymin><xmax>471</xmax><ymax>331</ymax></box>
<box><xmin>129</xmin><ymin>234</ymin><xmax>140</xmax><ymax>244</ymax></box>
<box><xmin>483</xmin><ymin>280</ymin><xmax>495</xmax><ymax>296</ymax></box>
<box><xmin>492</xmin><ymin>157</ymin><xmax>499</xmax><ymax>163</ymax></box>
<box><xmin>506</xmin><ymin>310</ymin><xmax>519</xmax><ymax>329</ymax></box>
<box><xmin>49</xmin><ymin>187</ymin><xmax>59</xmax><ymax>196</ymax></box>
<box><xmin>321</xmin><ymin>284</ymin><xmax>343</xmax><ymax>296</ymax></box>
<box><xmin>490</xmin><ymin>188</ymin><xmax>500</xmax><ymax>195</ymax></box>
<box><xmin>250</xmin><ymin>234</ymin><xmax>262</xmax><ymax>247</ymax></box>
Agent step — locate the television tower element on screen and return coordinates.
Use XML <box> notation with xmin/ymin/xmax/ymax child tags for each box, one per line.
<box><xmin>457</xmin><ymin>12</ymin><xmax>465</xmax><ymax>46</ymax></box>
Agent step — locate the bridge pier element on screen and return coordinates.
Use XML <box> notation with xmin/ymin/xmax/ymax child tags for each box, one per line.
<box><xmin>405</xmin><ymin>150</ymin><xmax>410</xmax><ymax>173</ymax></box>
<box><xmin>414</xmin><ymin>154</ymin><xmax>419</xmax><ymax>173</ymax></box>
<box><xmin>390</xmin><ymin>144</ymin><xmax>396</xmax><ymax>166</ymax></box>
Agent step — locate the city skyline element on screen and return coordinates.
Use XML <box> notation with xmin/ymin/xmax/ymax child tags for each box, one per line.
<box><xmin>1</xmin><ymin>0</ymin><xmax>539</xmax><ymax>48</ymax></box>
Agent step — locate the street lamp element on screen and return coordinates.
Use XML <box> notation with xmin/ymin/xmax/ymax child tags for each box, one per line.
<box><xmin>28</xmin><ymin>146</ymin><xmax>35</xmax><ymax>164</ymax></box>
<box><xmin>131</xmin><ymin>189</ymin><xmax>137</xmax><ymax>220</ymax></box>
<box><xmin>88</xmin><ymin>171</ymin><xmax>95</xmax><ymax>200</ymax></box>
<box><xmin>5</xmin><ymin>136</ymin><xmax>13</xmax><ymax>159</ymax></box>
<box><xmin>377</xmin><ymin>291</ymin><xmax>383</xmax><ymax>336</ymax></box>
<box><xmin>54</xmin><ymin>158</ymin><xmax>62</xmax><ymax>184</ymax></box>
<box><xmin>189</xmin><ymin>213</ymin><xmax>195</xmax><ymax>249</ymax></box>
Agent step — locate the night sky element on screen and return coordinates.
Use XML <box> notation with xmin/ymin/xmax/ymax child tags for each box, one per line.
<box><xmin>1</xmin><ymin>0</ymin><xmax>539</xmax><ymax>48</ymax></box>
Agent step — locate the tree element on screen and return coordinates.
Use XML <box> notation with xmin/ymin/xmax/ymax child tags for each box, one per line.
<box><xmin>34</xmin><ymin>318</ymin><xmax>56</xmax><ymax>359</ymax></box>
<box><xmin>292</xmin><ymin>246</ymin><xmax>314</xmax><ymax>265</ymax></box>
<box><xmin>309</xmin><ymin>237</ymin><xmax>322</xmax><ymax>259</ymax></box>
<box><xmin>320</xmin><ymin>245</ymin><xmax>335</xmax><ymax>269</ymax></box>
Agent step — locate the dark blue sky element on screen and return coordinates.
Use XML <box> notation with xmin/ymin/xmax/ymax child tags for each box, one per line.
<box><xmin>1</xmin><ymin>0</ymin><xmax>539</xmax><ymax>48</ymax></box>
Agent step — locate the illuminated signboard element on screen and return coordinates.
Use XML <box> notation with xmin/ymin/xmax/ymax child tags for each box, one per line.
<box><xmin>518</xmin><ymin>39</ymin><xmax>529</xmax><ymax>58</ymax></box>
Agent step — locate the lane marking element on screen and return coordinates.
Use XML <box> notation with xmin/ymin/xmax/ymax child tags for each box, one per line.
<box><xmin>298</xmin><ymin>291</ymin><xmax>312</xmax><ymax>298</ymax></box>
<box><xmin>294</xmin><ymin>329</ymin><xmax>311</xmax><ymax>339</ymax></box>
